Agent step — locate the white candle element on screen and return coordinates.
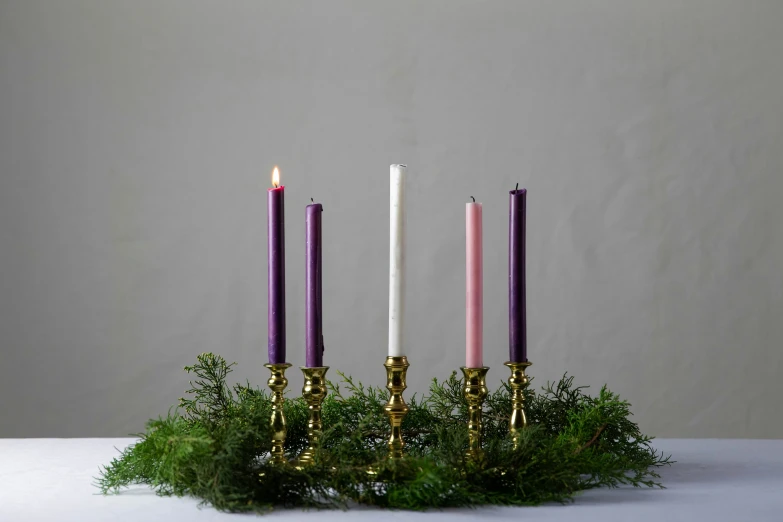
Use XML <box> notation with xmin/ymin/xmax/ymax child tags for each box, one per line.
<box><xmin>388</xmin><ymin>164</ymin><xmax>407</xmax><ymax>357</ymax></box>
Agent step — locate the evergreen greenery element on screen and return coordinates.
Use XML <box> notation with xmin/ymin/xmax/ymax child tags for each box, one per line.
<box><xmin>98</xmin><ymin>353</ymin><xmax>670</xmax><ymax>513</ymax></box>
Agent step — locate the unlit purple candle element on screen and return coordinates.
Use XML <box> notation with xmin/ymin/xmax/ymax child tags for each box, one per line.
<box><xmin>267</xmin><ymin>167</ymin><xmax>286</xmax><ymax>364</ymax></box>
<box><xmin>305</xmin><ymin>201</ymin><xmax>324</xmax><ymax>367</ymax></box>
<box><xmin>508</xmin><ymin>187</ymin><xmax>527</xmax><ymax>362</ymax></box>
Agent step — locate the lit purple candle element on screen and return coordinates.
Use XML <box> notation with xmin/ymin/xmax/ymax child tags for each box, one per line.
<box><xmin>305</xmin><ymin>200</ymin><xmax>324</xmax><ymax>367</ymax></box>
<box><xmin>509</xmin><ymin>186</ymin><xmax>527</xmax><ymax>362</ymax></box>
<box><xmin>267</xmin><ymin>166</ymin><xmax>286</xmax><ymax>364</ymax></box>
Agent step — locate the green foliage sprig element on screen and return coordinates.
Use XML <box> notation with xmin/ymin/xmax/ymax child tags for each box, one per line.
<box><xmin>98</xmin><ymin>353</ymin><xmax>670</xmax><ymax>513</ymax></box>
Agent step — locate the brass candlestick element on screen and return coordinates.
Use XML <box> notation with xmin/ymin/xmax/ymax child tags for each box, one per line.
<box><xmin>293</xmin><ymin>366</ymin><xmax>329</xmax><ymax>468</ymax></box>
<box><xmin>461</xmin><ymin>367</ymin><xmax>489</xmax><ymax>461</ymax></box>
<box><xmin>383</xmin><ymin>355</ymin><xmax>410</xmax><ymax>459</ymax></box>
<box><xmin>504</xmin><ymin>361</ymin><xmax>532</xmax><ymax>450</ymax></box>
<box><xmin>265</xmin><ymin>362</ymin><xmax>292</xmax><ymax>464</ymax></box>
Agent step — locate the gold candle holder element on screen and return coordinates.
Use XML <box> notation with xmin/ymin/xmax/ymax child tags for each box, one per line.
<box><xmin>461</xmin><ymin>367</ymin><xmax>489</xmax><ymax>461</ymax></box>
<box><xmin>504</xmin><ymin>361</ymin><xmax>532</xmax><ymax>450</ymax></box>
<box><xmin>383</xmin><ymin>355</ymin><xmax>410</xmax><ymax>459</ymax></box>
<box><xmin>293</xmin><ymin>366</ymin><xmax>329</xmax><ymax>468</ymax></box>
<box><xmin>265</xmin><ymin>362</ymin><xmax>292</xmax><ymax>464</ymax></box>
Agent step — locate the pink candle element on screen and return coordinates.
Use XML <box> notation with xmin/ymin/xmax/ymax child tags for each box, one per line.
<box><xmin>466</xmin><ymin>198</ymin><xmax>483</xmax><ymax>368</ymax></box>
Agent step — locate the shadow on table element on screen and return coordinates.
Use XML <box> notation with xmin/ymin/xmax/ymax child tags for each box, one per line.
<box><xmin>574</xmin><ymin>455</ymin><xmax>783</xmax><ymax>506</ymax></box>
<box><xmin>535</xmin><ymin>456</ymin><xmax>778</xmax><ymax>507</ymax></box>
<box><xmin>100</xmin><ymin>457</ymin><xmax>782</xmax><ymax>512</ymax></box>
<box><xmin>107</xmin><ymin>485</ymin><xmax>160</xmax><ymax>496</ymax></box>
<box><xmin>660</xmin><ymin>459</ymin><xmax>782</xmax><ymax>485</ymax></box>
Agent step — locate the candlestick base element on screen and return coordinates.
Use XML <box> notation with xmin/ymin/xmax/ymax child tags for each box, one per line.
<box><xmin>383</xmin><ymin>355</ymin><xmax>410</xmax><ymax>460</ymax></box>
<box><xmin>504</xmin><ymin>361</ymin><xmax>532</xmax><ymax>450</ymax></box>
<box><xmin>293</xmin><ymin>366</ymin><xmax>329</xmax><ymax>469</ymax></box>
<box><xmin>265</xmin><ymin>362</ymin><xmax>292</xmax><ymax>465</ymax></box>
<box><xmin>461</xmin><ymin>367</ymin><xmax>489</xmax><ymax>462</ymax></box>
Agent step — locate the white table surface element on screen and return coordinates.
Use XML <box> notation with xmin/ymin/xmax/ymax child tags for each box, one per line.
<box><xmin>1</xmin><ymin>438</ymin><xmax>781</xmax><ymax>521</ymax></box>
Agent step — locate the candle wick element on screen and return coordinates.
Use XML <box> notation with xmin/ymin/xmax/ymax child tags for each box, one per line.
<box><xmin>470</xmin><ymin>196</ymin><xmax>475</xmax><ymax>202</ymax></box>
<box><xmin>311</xmin><ymin>198</ymin><xmax>314</xmax><ymax>203</ymax></box>
<box><xmin>515</xmin><ymin>183</ymin><xmax>519</xmax><ymax>191</ymax></box>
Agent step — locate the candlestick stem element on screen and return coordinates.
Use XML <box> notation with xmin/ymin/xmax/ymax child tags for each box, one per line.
<box><xmin>504</xmin><ymin>361</ymin><xmax>532</xmax><ymax>450</ymax></box>
<box><xmin>265</xmin><ymin>362</ymin><xmax>292</xmax><ymax>464</ymax></box>
<box><xmin>383</xmin><ymin>355</ymin><xmax>410</xmax><ymax>459</ymax></box>
<box><xmin>461</xmin><ymin>367</ymin><xmax>489</xmax><ymax>461</ymax></box>
<box><xmin>293</xmin><ymin>366</ymin><xmax>329</xmax><ymax>468</ymax></box>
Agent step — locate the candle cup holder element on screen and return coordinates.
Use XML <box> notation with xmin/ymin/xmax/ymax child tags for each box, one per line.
<box><xmin>461</xmin><ymin>367</ymin><xmax>489</xmax><ymax>461</ymax></box>
<box><xmin>383</xmin><ymin>355</ymin><xmax>410</xmax><ymax>460</ymax></box>
<box><xmin>265</xmin><ymin>362</ymin><xmax>292</xmax><ymax>465</ymax></box>
<box><xmin>504</xmin><ymin>361</ymin><xmax>532</xmax><ymax>450</ymax></box>
<box><xmin>293</xmin><ymin>366</ymin><xmax>329</xmax><ymax>469</ymax></box>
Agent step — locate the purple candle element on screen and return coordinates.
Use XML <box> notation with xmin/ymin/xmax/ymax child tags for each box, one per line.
<box><xmin>509</xmin><ymin>187</ymin><xmax>527</xmax><ymax>362</ymax></box>
<box><xmin>267</xmin><ymin>167</ymin><xmax>286</xmax><ymax>364</ymax></box>
<box><xmin>305</xmin><ymin>201</ymin><xmax>324</xmax><ymax>367</ymax></box>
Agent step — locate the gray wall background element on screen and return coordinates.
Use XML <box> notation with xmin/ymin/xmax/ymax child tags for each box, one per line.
<box><xmin>1</xmin><ymin>0</ymin><xmax>782</xmax><ymax>439</ymax></box>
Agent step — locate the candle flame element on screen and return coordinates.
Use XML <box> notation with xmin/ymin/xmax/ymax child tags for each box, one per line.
<box><xmin>272</xmin><ymin>166</ymin><xmax>280</xmax><ymax>188</ymax></box>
